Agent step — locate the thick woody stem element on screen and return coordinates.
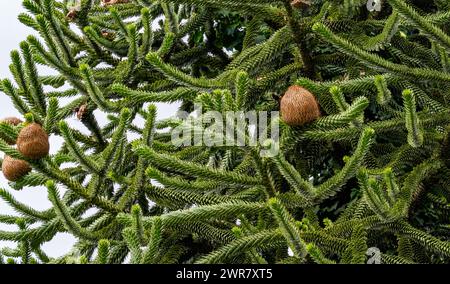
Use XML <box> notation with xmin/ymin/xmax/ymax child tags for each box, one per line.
<box><xmin>283</xmin><ymin>1</ymin><xmax>316</xmax><ymax>79</ymax></box>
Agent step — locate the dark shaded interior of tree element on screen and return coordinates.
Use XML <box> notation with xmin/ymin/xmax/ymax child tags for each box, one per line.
<box><xmin>0</xmin><ymin>0</ymin><xmax>449</xmax><ymax>264</ymax></box>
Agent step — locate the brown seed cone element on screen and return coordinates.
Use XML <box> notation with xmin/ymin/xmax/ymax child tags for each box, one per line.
<box><xmin>1</xmin><ymin>117</ymin><xmax>23</xmax><ymax>145</ymax></box>
<box><xmin>2</xmin><ymin>155</ymin><xmax>31</xmax><ymax>182</ymax></box>
<box><xmin>17</xmin><ymin>123</ymin><xmax>49</xmax><ymax>159</ymax></box>
<box><xmin>280</xmin><ymin>85</ymin><xmax>321</xmax><ymax>126</ymax></box>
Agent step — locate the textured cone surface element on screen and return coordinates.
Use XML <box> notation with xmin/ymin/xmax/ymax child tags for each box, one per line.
<box><xmin>281</xmin><ymin>85</ymin><xmax>320</xmax><ymax>126</ymax></box>
<box><xmin>2</xmin><ymin>155</ymin><xmax>31</xmax><ymax>182</ymax></box>
<box><xmin>0</xmin><ymin>117</ymin><xmax>23</xmax><ymax>145</ymax></box>
<box><xmin>17</xmin><ymin>123</ymin><xmax>49</xmax><ymax>159</ymax></box>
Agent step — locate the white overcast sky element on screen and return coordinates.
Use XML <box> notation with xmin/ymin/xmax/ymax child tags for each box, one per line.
<box><xmin>0</xmin><ymin>1</ymin><xmax>179</xmax><ymax>260</ymax></box>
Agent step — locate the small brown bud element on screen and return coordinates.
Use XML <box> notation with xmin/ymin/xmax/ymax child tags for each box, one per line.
<box><xmin>66</xmin><ymin>9</ymin><xmax>77</xmax><ymax>21</ymax></box>
<box><xmin>291</xmin><ymin>0</ymin><xmax>311</xmax><ymax>9</ymax></box>
<box><xmin>102</xmin><ymin>0</ymin><xmax>130</xmax><ymax>6</ymax></box>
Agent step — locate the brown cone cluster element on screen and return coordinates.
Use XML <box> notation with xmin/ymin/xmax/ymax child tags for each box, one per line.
<box><xmin>2</xmin><ymin>155</ymin><xmax>31</xmax><ymax>182</ymax></box>
<box><xmin>17</xmin><ymin>123</ymin><xmax>50</xmax><ymax>160</ymax></box>
<box><xmin>1</xmin><ymin>118</ymin><xmax>49</xmax><ymax>182</ymax></box>
<box><xmin>280</xmin><ymin>85</ymin><xmax>321</xmax><ymax>126</ymax></box>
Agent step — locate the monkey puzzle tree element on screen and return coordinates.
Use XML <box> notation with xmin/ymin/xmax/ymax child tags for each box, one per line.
<box><xmin>0</xmin><ymin>0</ymin><xmax>449</xmax><ymax>264</ymax></box>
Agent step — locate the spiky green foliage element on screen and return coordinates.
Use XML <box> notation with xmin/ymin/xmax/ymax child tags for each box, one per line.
<box><xmin>0</xmin><ymin>0</ymin><xmax>449</xmax><ymax>264</ymax></box>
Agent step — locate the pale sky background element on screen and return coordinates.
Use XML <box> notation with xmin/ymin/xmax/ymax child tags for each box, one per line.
<box><xmin>0</xmin><ymin>1</ymin><xmax>179</xmax><ymax>260</ymax></box>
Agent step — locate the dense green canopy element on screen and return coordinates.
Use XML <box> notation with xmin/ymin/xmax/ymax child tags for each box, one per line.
<box><xmin>0</xmin><ymin>0</ymin><xmax>449</xmax><ymax>264</ymax></box>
